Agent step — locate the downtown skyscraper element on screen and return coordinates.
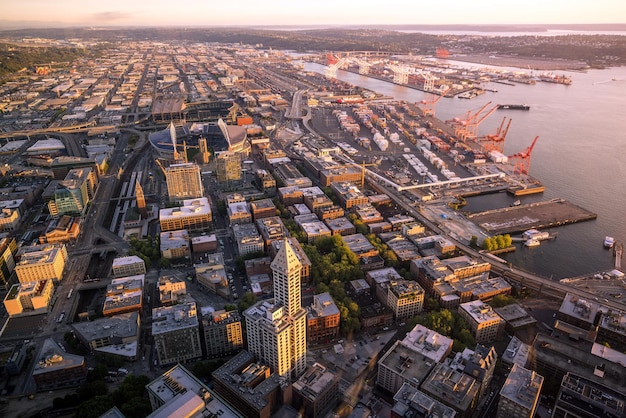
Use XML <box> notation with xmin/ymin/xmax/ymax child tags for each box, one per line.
<box><xmin>243</xmin><ymin>239</ymin><xmax>307</xmax><ymax>381</ymax></box>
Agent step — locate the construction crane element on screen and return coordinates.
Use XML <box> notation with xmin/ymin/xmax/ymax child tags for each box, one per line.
<box><xmin>359</xmin><ymin>160</ymin><xmax>380</xmax><ymax>187</ymax></box>
<box><xmin>479</xmin><ymin>117</ymin><xmax>512</xmax><ymax>153</ymax></box>
<box><xmin>419</xmin><ymin>87</ymin><xmax>449</xmax><ymax>118</ymax></box>
<box><xmin>508</xmin><ymin>136</ymin><xmax>539</xmax><ymax>174</ymax></box>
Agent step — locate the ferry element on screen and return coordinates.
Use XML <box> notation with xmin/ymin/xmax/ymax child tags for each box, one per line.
<box><xmin>525</xmin><ymin>239</ymin><xmax>541</xmax><ymax>247</ymax></box>
<box><xmin>604</xmin><ymin>236</ymin><xmax>615</xmax><ymax>249</ymax></box>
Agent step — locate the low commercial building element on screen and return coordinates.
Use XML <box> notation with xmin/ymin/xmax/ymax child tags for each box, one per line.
<box><xmin>228</xmin><ymin>201</ymin><xmax>252</xmax><ymax>225</ymax></box>
<box><xmin>202</xmin><ymin>309</ymin><xmax>244</xmax><ymax>358</ymax></box>
<box><xmin>160</xmin><ymin>229</ymin><xmax>190</xmax><ymax>259</ymax></box>
<box><xmin>421</xmin><ymin>362</ymin><xmax>480</xmax><ymax>418</ymax></box>
<box><xmin>377</xmin><ymin>340</ymin><xmax>435</xmax><ymax>395</ymax></box>
<box><xmin>146</xmin><ymin>364</ymin><xmax>243</xmax><ymax>418</ymax></box>
<box><xmin>300</xmin><ymin>221</ymin><xmax>332</xmax><ymax>243</ymax></box>
<box><xmin>111</xmin><ymin>255</ymin><xmax>146</xmax><ymax>278</ymax></box>
<box><xmin>71</xmin><ymin>311</ymin><xmax>140</xmax><ymax>361</ymax></box>
<box><xmin>292</xmin><ymin>363</ymin><xmax>340</xmax><ymax>418</ymax></box>
<box><xmin>233</xmin><ymin>223</ymin><xmax>264</xmax><ymax>256</ymax></box>
<box><xmin>307</xmin><ymin>292</ymin><xmax>340</xmax><ymax>345</ymax></box>
<box><xmin>497</xmin><ymin>364</ymin><xmax>543</xmax><ymax>418</ymax></box>
<box><xmin>278</xmin><ymin>186</ymin><xmax>303</xmax><ymax>206</ymax></box>
<box><xmin>256</xmin><ymin>216</ymin><xmax>289</xmax><ymax>247</ymax></box>
<box><xmin>449</xmin><ymin>344</ymin><xmax>497</xmax><ymax>399</ymax></box>
<box><xmin>32</xmin><ymin>339</ymin><xmax>88</xmax><ymax>391</ymax></box>
<box><xmin>102</xmin><ymin>274</ymin><xmax>144</xmax><ymax>317</ymax></box>
<box><xmin>343</xmin><ymin>233</ymin><xmax>379</xmax><ymax>259</ymax></box>
<box><xmin>494</xmin><ymin>303</ymin><xmax>537</xmax><ymax>334</ymax></box>
<box><xmin>458</xmin><ymin>300</ymin><xmax>503</xmax><ymax>344</ymax></box>
<box><xmin>159</xmin><ymin>197</ymin><xmax>212</xmax><ymax>233</ymax></box>
<box><xmin>190</xmin><ymin>234</ymin><xmax>218</xmax><ymax>254</ymax></box>
<box><xmin>152</xmin><ymin>302</ymin><xmax>202</xmax><ymax>366</ymax></box>
<box><xmin>319</xmin><ymin>166</ymin><xmax>362</xmax><ymax>187</ymax></box>
<box><xmin>15</xmin><ymin>243</ymin><xmax>67</xmax><ymax>283</ymax></box>
<box><xmin>195</xmin><ymin>253</ymin><xmax>228</xmax><ymax>297</ymax></box>
<box><xmin>3</xmin><ymin>279</ymin><xmax>54</xmax><ymax>316</ymax></box>
<box><xmin>324</xmin><ymin>217</ymin><xmax>355</xmax><ymax>236</ymax></box>
<box><xmin>553</xmin><ymin>372</ymin><xmax>625</xmax><ymax>418</ymax></box>
<box><xmin>249</xmin><ymin>198</ymin><xmax>276</xmax><ymax>222</ymax></box>
<box><xmin>212</xmin><ymin>350</ymin><xmax>282</xmax><ymax>418</ymax></box>
<box><xmin>355</xmin><ymin>204</ymin><xmax>383</xmax><ymax>224</ymax></box>
<box><xmin>330</xmin><ymin>182</ymin><xmax>368</xmax><ymax>209</ymax></box>
<box><xmin>39</xmin><ymin>215</ymin><xmax>80</xmax><ymax>244</ymax></box>
<box><xmin>391</xmin><ymin>383</ymin><xmax>457</xmax><ymax>418</ymax></box>
<box><xmin>158</xmin><ymin>275</ymin><xmax>187</xmax><ymax>306</ymax></box>
<box><xmin>597</xmin><ymin>309</ymin><xmax>626</xmax><ymax>352</ymax></box>
<box><xmin>386</xmin><ymin>280</ymin><xmax>425</xmax><ymax>320</ymax></box>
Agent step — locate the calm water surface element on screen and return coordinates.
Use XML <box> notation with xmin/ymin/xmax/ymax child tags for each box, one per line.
<box><xmin>305</xmin><ymin>62</ymin><xmax>626</xmax><ymax>279</ymax></box>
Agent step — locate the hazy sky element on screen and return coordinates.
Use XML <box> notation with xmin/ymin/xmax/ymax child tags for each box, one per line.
<box><xmin>2</xmin><ymin>0</ymin><xmax>625</xmax><ymax>28</ymax></box>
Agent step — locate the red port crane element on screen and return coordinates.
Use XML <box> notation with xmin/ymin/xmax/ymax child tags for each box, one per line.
<box><xmin>419</xmin><ymin>87</ymin><xmax>449</xmax><ymax>118</ymax></box>
<box><xmin>508</xmin><ymin>136</ymin><xmax>539</xmax><ymax>174</ymax></box>
<box><xmin>447</xmin><ymin>101</ymin><xmax>494</xmax><ymax>141</ymax></box>
<box><xmin>464</xmin><ymin>103</ymin><xmax>499</xmax><ymax>141</ymax></box>
<box><xmin>479</xmin><ymin>117</ymin><xmax>512</xmax><ymax>153</ymax></box>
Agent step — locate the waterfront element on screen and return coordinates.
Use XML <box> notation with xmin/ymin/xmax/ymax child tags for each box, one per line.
<box><xmin>306</xmin><ymin>61</ymin><xmax>626</xmax><ymax>279</ymax></box>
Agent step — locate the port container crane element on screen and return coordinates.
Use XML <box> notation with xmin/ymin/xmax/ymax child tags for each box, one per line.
<box><xmin>386</xmin><ymin>64</ymin><xmax>409</xmax><ymax>85</ymax></box>
<box><xmin>447</xmin><ymin>102</ymin><xmax>492</xmax><ymax>141</ymax></box>
<box><xmin>508</xmin><ymin>136</ymin><xmax>539</xmax><ymax>174</ymax></box>
<box><xmin>464</xmin><ymin>102</ymin><xmax>499</xmax><ymax>141</ymax></box>
<box><xmin>419</xmin><ymin>87</ymin><xmax>449</xmax><ymax>118</ymax></box>
<box><xmin>479</xmin><ymin>117</ymin><xmax>511</xmax><ymax>153</ymax></box>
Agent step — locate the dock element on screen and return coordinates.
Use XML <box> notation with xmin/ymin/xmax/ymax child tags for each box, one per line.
<box><xmin>467</xmin><ymin>198</ymin><xmax>597</xmax><ymax>235</ymax></box>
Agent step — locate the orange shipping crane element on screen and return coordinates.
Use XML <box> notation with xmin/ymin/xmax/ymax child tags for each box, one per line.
<box><xmin>479</xmin><ymin>117</ymin><xmax>512</xmax><ymax>153</ymax></box>
<box><xmin>447</xmin><ymin>102</ymin><xmax>492</xmax><ymax>141</ymax></box>
<box><xmin>419</xmin><ymin>87</ymin><xmax>449</xmax><ymax>118</ymax></box>
<box><xmin>464</xmin><ymin>102</ymin><xmax>499</xmax><ymax>141</ymax></box>
<box><xmin>508</xmin><ymin>136</ymin><xmax>539</xmax><ymax>174</ymax></box>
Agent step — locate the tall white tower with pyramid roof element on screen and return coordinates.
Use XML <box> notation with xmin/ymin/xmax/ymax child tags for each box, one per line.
<box><xmin>244</xmin><ymin>239</ymin><xmax>307</xmax><ymax>381</ymax></box>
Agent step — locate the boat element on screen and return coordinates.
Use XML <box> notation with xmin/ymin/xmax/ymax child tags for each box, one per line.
<box><xmin>604</xmin><ymin>236</ymin><xmax>615</xmax><ymax>248</ymax></box>
<box><xmin>538</xmin><ymin>72</ymin><xmax>572</xmax><ymax>85</ymax></box>
<box><xmin>523</xmin><ymin>229</ymin><xmax>550</xmax><ymax>241</ymax></box>
<box><xmin>525</xmin><ymin>239</ymin><xmax>541</xmax><ymax>247</ymax></box>
<box><xmin>498</xmin><ymin>104</ymin><xmax>530</xmax><ymax>110</ymax></box>
<box><xmin>511</xmin><ymin>200</ymin><xmax>521</xmax><ymax>206</ymax></box>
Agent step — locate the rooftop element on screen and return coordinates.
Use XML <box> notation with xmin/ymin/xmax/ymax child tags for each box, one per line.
<box><xmin>112</xmin><ymin>255</ymin><xmax>144</xmax><ymax>268</ymax></box>
<box><xmin>152</xmin><ymin>302</ymin><xmax>199</xmax><ymax>335</ymax></box>
<box><xmin>459</xmin><ymin>300</ymin><xmax>503</xmax><ymax>324</ymax></box>
<box><xmin>293</xmin><ymin>363</ymin><xmax>338</xmax><ymax>401</ymax></box>
<box><xmin>72</xmin><ymin>311</ymin><xmax>139</xmax><ymax>343</ymax></box>
<box><xmin>378</xmin><ymin>340</ymin><xmax>435</xmax><ymax>387</ymax></box>
<box><xmin>499</xmin><ymin>364</ymin><xmax>543</xmax><ymax>411</ymax></box>
<box><xmin>309</xmin><ymin>292</ymin><xmax>340</xmax><ymax>319</ymax></box>
<box><xmin>392</xmin><ymin>383</ymin><xmax>456</xmax><ymax>418</ymax></box>
<box><xmin>401</xmin><ymin>324</ymin><xmax>453</xmax><ymax>363</ymax></box>
<box><xmin>559</xmin><ymin>292</ymin><xmax>602</xmax><ymax>324</ymax></box>
<box><xmin>33</xmin><ymin>339</ymin><xmax>85</xmax><ymax>375</ymax></box>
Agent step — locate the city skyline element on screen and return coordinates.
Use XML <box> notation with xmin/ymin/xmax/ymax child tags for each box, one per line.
<box><xmin>1</xmin><ymin>0</ymin><xmax>625</xmax><ymax>30</ymax></box>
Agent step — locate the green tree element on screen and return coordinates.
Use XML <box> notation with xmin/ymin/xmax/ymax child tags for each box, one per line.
<box><xmin>238</xmin><ymin>292</ymin><xmax>257</xmax><ymax>311</ymax></box>
<box><xmin>490</xmin><ymin>294</ymin><xmax>516</xmax><ymax>308</ymax></box>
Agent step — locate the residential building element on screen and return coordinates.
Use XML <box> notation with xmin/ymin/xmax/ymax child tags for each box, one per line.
<box><xmin>400</xmin><ymin>324</ymin><xmax>453</xmax><ymax>363</ymax></box>
<box><xmin>102</xmin><ymin>274</ymin><xmax>144</xmax><ymax>317</ymax></box>
<box><xmin>15</xmin><ymin>243</ymin><xmax>67</xmax><ymax>283</ymax></box>
<box><xmin>421</xmin><ymin>362</ymin><xmax>480</xmax><ymax>418</ymax></box>
<box><xmin>165</xmin><ymin>162</ymin><xmax>203</xmax><ymax>202</ymax></box>
<box><xmin>32</xmin><ymin>339</ymin><xmax>88</xmax><ymax>391</ymax></box>
<box><xmin>249</xmin><ymin>198</ymin><xmax>276</xmax><ymax>222</ymax></box>
<box><xmin>244</xmin><ymin>240</ymin><xmax>307</xmax><ymax>381</ymax></box>
<box><xmin>317</xmin><ymin>205</ymin><xmax>344</xmax><ymax>221</ymax></box>
<box><xmin>278</xmin><ymin>186</ymin><xmax>303</xmax><ymax>206</ymax></box>
<box><xmin>202</xmin><ymin>309</ymin><xmax>244</xmax><ymax>358</ymax></box>
<box><xmin>158</xmin><ymin>275</ymin><xmax>187</xmax><ymax>306</ymax></box>
<box><xmin>233</xmin><ymin>223</ymin><xmax>264</xmax><ymax>256</ymax></box>
<box><xmin>449</xmin><ymin>345</ymin><xmax>497</xmax><ymax>398</ymax></box>
<box><xmin>386</xmin><ymin>280</ymin><xmax>425</xmax><ymax>319</ymax></box>
<box><xmin>3</xmin><ymin>279</ymin><xmax>54</xmax><ymax>316</ymax></box>
<box><xmin>458</xmin><ymin>300</ymin><xmax>503</xmax><ymax>344</ymax></box>
<box><xmin>552</xmin><ymin>372</ymin><xmax>625</xmax><ymax>418</ymax></box>
<box><xmin>152</xmin><ymin>302</ymin><xmax>202</xmax><ymax>366</ymax></box>
<box><xmin>292</xmin><ymin>363</ymin><xmax>341</xmax><ymax>418</ymax></box>
<box><xmin>159</xmin><ymin>197</ymin><xmax>212</xmax><ymax>233</ymax></box>
<box><xmin>300</xmin><ymin>221</ymin><xmax>332</xmax><ymax>243</ymax></box>
<box><xmin>496</xmin><ymin>364</ymin><xmax>543</xmax><ymax>418</ymax></box>
<box><xmin>146</xmin><ymin>364</ymin><xmax>243</xmax><ymax>418</ymax></box>
<box><xmin>307</xmin><ymin>293</ymin><xmax>340</xmax><ymax>344</ymax></box>
<box><xmin>377</xmin><ymin>340</ymin><xmax>435</xmax><ymax>395</ymax></box>
<box><xmin>111</xmin><ymin>255</ymin><xmax>146</xmax><ymax>278</ymax></box>
<box><xmin>212</xmin><ymin>351</ymin><xmax>281</xmax><ymax>418</ymax></box>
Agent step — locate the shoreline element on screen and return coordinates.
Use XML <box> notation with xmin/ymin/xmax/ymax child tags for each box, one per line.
<box><xmin>444</xmin><ymin>53</ymin><xmax>590</xmax><ymax>71</ymax></box>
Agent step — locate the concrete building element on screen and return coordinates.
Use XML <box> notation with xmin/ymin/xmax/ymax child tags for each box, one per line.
<box><xmin>557</xmin><ymin>292</ymin><xmax>603</xmax><ymax>332</ymax></box>
<box><xmin>292</xmin><ymin>363</ymin><xmax>340</xmax><ymax>418</ymax></box>
<box><xmin>552</xmin><ymin>372</ymin><xmax>625</xmax><ymax>418</ymax></box>
<box><xmin>343</xmin><ymin>233</ymin><xmax>379</xmax><ymax>259</ymax></box>
<box><xmin>15</xmin><ymin>243</ymin><xmax>67</xmax><ymax>283</ymax></box>
<box><xmin>32</xmin><ymin>339</ymin><xmax>88</xmax><ymax>391</ymax></box>
<box><xmin>400</xmin><ymin>324</ymin><xmax>453</xmax><ymax>363</ymax></box>
<box><xmin>458</xmin><ymin>300</ymin><xmax>503</xmax><ymax>344</ymax></box>
<box><xmin>160</xmin><ymin>229</ymin><xmax>190</xmax><ymax>259</ymax></box>
<box><xmin>249</xmin><ymin>198</ymin><xmax>276</xmax><ymax>222</ymax></box>
<box><xmin>449</xmin><ymin>344</ymin><xmax>497</xmax><ymax>399</ymax></box>
<box><xmin>146</xmin><ymin>364</ymin><xmax>243</xmax><ymax>418</ymax></box>
<box><xmin>307</xmin><ymin>292</ymin><xmax>340</xmax><ymax>345</ymax></box>
<box><xmin>496</xmin><ymin>364</ymin><xmax>543</xmax><ymax>418</ymax></box>
<box><xmin>597</xmin><ymin>309</ymin><xmax>626</xmax><ymax>353</ymax></box>
<box><xmin>0</xmin><ymin>205</ymin><xmax>21</xmax><ymax>231</ymax></box>
<box><xmin>233</xmin><ymin>223</ymin><xmax>264</xmax><ymax>256</ymax></box>
<box><xmin>39</xmin><ymin>215</ymin><xmax>80</xmax><ymax>244</ymax></box>
<box><xmin>255</xmin><ymin>169</ymin><xmax>276</xmax><ymax>194</ymax></box>
<box><xmin>244</xmin><ymin>240</ymin><xmax>307</xmax><ymax>381</ymax></box>
<box><xmin>3</xmin><ymin>279</ymin><xmax>54</xmax><ymax>316</ymax></box>
<box><xmin>212</xmin><ymin>351</ymin><xmax>282</xmax><ymax>418</ymax></box>
<box><xmin>165</xmin><ymin>162</ymin><xmax>203</xmax><ymax>202</ymax></box>
<box><xmin>152</xmin><ymin>302</ymin><xmax>202</xmax><ymax>366</ymax></box>
<box><xmin>319</xmin><ymin>166</ymin><xmax>362</xmax><ymax>187</ymax></box>
<box><xmin>421</xmin><ymin>362</ymin><xmax>480</xmax><ymax>418</ymax></box>
<box><xmin>494</xmin><ymin>303</ymin><xmax>537</xmax><ymax>334</ymax></box>
<box><xmin>300</xmin><ymin>221</ymin><xmax>332</xmax><ymax>243</ymax></box>
<box><xmin>269</xmin><ymin>238</ymin><xmax>311</xmax><ymax>284</ymax></box>
<box><xmin>278</xmin><ymin>186</ymin><xmax>303</xmax><ymax>206</ymax></box>
<box><xmin>324</xmin><ymin>217</ymin><xmax>355</xmax><ymax>236</ymax></box>
<box><xmin>256</xmin><ymin>216</ymin><xmax>289</xmax><ymax>247</ymax></box>
<box><xmin>195</xmin><ymin>253</ymin><xmax>228</xmax><ymax>297</ymax></box>
<box><xmin>391</xmin><ymin>383</ymin><xmax>457</xmax><ymax>418</ymax></box>
<box><xmin>159</xmin><ymin>197</ymin><xmax>212</xmax><ymax>233</ymax></box>
<box><xmin>330</xmin><ymin>182</ymin><xmax>369</xmax><ymax>209</ymax></box>
<box><xmin>102</xmin><ymin>274</ymin><xmax>144</xmax><ymax>317</ymax></box>
<box><xmin>71</xmin><ymin>311</ymin><xmax>140</xmax><ymax>361</ymax></box>
<box><xmin>216</xmin><ymin>151</ymin><xmax>242</xmax><ymax>183</ymax></box>
<box><xmin>377</xmin><ymin>340</ymin><xmax>436</xmax><ymax>395</ymax></box>
<box><xmin>386</xmin><ymin>280</ymin><xmax>425</xmax><ymax>319</ymax></box>
<box><xmin>158</xmin><ymin>275</ymin><xmax>187</xmax><ymax>306</ymax></box>
<box><xmin>202</xmin><ymin>309</ymin><xmax>244</xmax><ymax>358</ymax></box>
<box><xmin>0</xmin><ymin>234</ymin><xmax>17</xmax><ymax>290</ymax></box>
<box><xmin>112</xmin><ymin>255</ymin><xmax>146</xmax><ymax>278</ymax></box>
<box><xmin>190</xmin><ymin>234</ymin><xmax>218</xmax><ymax>254</ymax></box>
<box><xmin>228</xmin><ymin>201</ymin><xmax>252</xmax><ymax>225</ymax></box>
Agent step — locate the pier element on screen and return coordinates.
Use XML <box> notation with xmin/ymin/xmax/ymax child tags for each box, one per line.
<box><xmin>467</xmin><ymin>198</ymin><xmax>597</xmax><ymax>235</ymax></box>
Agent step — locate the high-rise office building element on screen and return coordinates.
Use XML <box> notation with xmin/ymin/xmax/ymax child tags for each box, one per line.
<box><xmin>216</xmin><ymin>151</ymin><xmax>241</xmax><ymax>183</ymax></box>
<box><xmin>244</xmin><ymin>240</ymin><xmax>307</xmax><ymax>381</ymax></box>
<box><xmin>165</xmin><ymin>162</ymin><xmax>203</xmax><ymax>202</ymax></box>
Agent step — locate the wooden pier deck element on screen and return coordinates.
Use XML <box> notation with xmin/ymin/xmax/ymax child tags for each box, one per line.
<box><xmin>467</xmin><ymin>198</ymin><xmax>597</xmax><ymax>235</ymax></box>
